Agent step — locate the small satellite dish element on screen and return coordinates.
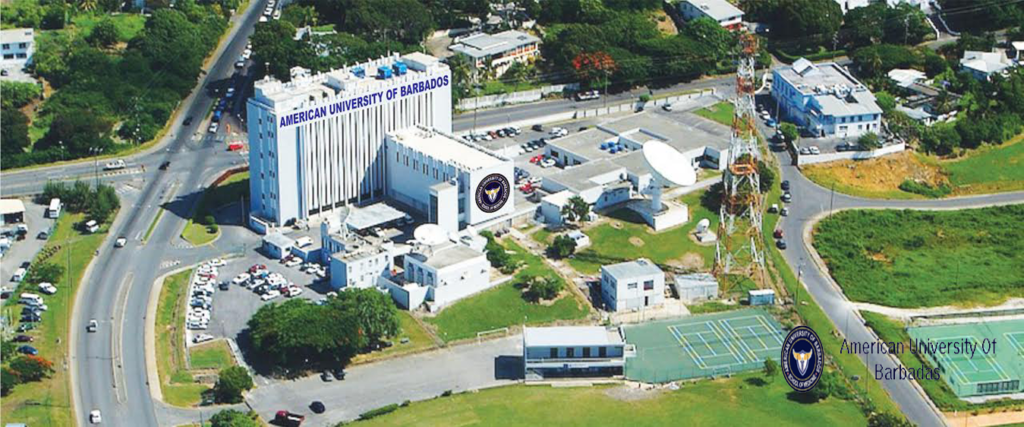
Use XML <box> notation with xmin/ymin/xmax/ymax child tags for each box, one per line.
<box><xmin>697</xmin><ymin>218</ymin><xmax>711</xmax><ymax>233</ymax></box>
<box><xmin>413</xmin><ymin>224</ymin><xmax>448</xmax><ymax>246</ymax></box>
<box><xmin>643</xmin><ymin>141</ymin><xmax>697</xmax><ymax>187</ymax></box>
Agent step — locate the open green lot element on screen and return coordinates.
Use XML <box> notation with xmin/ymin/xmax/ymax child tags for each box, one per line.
<box><xmin>353</xmin><ymin>311</ymin><xmax>438</xmax><ymax>363</ymax></box>
<box><xmin>813</xmin><ymin>206</ymin><xmax>1024</xmax><ymax>308</ymax></box>
<box><xmin>694</xmin><ymin>101</ymin><xmax>736</xmax><ymax>127</ymax></box>
<box><xmin>425</xmin><ymin>238</ymin><xmax>589</xmax><ymax>342</ymax></box>
<box><xmin>156</xmin><ymin>269</ymin><xmax>211</xmax><ymax>407</ymax></box>
<box><xmin>1</xmin><ymin>212</ymin><xmax>109</xmax><ymax>427</ymax></box>
<box><xmin>568</xmin><ymin>190</ymin><xmax>718</xmax><ymax>275</ymax></box>
<box><xmin>71</xmin><ymin>13</ymin><xmax>147</xmax><ymax>42</ymax></box>
<box><xmin>354</xmin><ymin>375</ymin><xmax>866</xmax><ymax>426</ymax></box>
<box><xmin>943</xmin><ymin>134</ymin><xmax>1024</xmax><ymax>194</ymax></box>
<box><xmin>189</xmin><ymin>340</ymin><xmax>235</xmax><ymax>371</ymax></box>
<box><xmin>182</xmin><ymin>171</ymin><xmax>249</xmax><ymax>246</ymax></box>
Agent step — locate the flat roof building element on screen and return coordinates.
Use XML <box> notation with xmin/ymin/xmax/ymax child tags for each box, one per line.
<box><xmin>247</xmin><ymin>53</ymin><xmax>451</xmax><ymax>227</ymax></box>
<box><xmin>382</xmin><ymin>241</ymin><xmax>491</xmax><ymax>310</ymax></box>
<box><xmin>1</xmin><ymin>28</ymin><xmax>34</xmax><ymax>67</ymax></box>
<box><xmin>672</xmin><ymin>273</ymin><xmax>719</xmax><ymax>303</ymax></box>
<box><xmin>0</xmin><ymin>199</ymin><xmax>26</xmax><ymax>226</ymax></box>
<box><xmin>385</xmin><ymin>126</ymin><xmax>514</xmax><ymax>233</ymax></box>
<box><xmin>450</xmin><ymin>30</ymin><xmax>541</xmax><ymax>77</ymax></box>
<box><xmin>677</xmin><ymin>0</ymin><xmax>744</xmax><ymax>30</ymax></box>
<box><xmin>960</xmin><ymin>51</ymin><xmax>1014</xmax><ymax>81</ymax></box>
<box><xmin>772</xmin><ymin>58</ymin><xmax>882</xmax><ymax>138</ymax></box>
<box><xmin>523</xmin><ymin>326</ymin><xmax>626</xmax><ymax>380</ymax></box>
<box><xmin>600</xmin><ymin>259</ymin><xmax>666</xmax><ymax>312</ymax></box>
<box><xmin>321</xmin><ymin>215</ymin><xmax>395</xmax><ymax>290</ymax></box>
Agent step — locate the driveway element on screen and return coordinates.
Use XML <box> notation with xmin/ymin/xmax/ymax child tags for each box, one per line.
<box><xmin>247</xmin><ymin>335</ymin><xmax>523</xmax><ymax>424</ymax></box>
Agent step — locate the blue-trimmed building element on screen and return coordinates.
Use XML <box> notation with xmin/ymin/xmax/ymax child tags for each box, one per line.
<box><xmin>771</xmin><ymin>58</ymin><xmax>882</xmax><ymax>139</ymax></box>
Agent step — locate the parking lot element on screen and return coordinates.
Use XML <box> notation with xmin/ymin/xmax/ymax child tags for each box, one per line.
<box><xmin>1</xmin><ymin>200</ymin><xmax>56</xmax><ymax>294</ymax></box>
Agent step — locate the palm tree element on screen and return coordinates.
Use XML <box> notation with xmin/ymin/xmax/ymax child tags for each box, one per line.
<box><xmin>79</xmin><ymin>0</ymin><xmax>98</xmax><ymax>12</ymax></box>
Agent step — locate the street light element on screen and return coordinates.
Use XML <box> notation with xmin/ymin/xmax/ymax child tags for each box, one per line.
<box><xmin>58</xmin><ymin>140</ymin><xmax>65</xmax><ymax>161</ymax></box>
<box><xmin>90</xmin><ymin>147</ymin><xmax>104</xmax><ymax>187</ymax></box>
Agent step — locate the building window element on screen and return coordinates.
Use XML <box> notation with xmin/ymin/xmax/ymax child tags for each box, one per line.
<box><xmin>396</xmin><ymin>152</ymin><xmax>400</xmax><ymax>162</ymax></box>
<box><xmin>583</xmin><ymin>347</ymin><xmax>591</xmax><ymax>358</ymax></box>
<box><xmin>599</xmin><ymin>347</ymin><xmax>607</xmax><ymax>357</ymax></box>
<box><xmin>18</xmin><ymin>43</ymin><xmax>26</xmax><ymax>49</ymax></box>
<box><xmin>1</xmin><ymin>44</ymin><xmax>8</xmax><ymax>49</ymax></box>
<box><xmin>627</xmin><ymin>282</ymin><xmax>637</xmax><ymax>290</ymax></box>
<box><xmin>644</xmin><ymin>280</ymin><xmax>654</xmax><ymax>290</ymax></box>
<box><xmin>550</xmin><ymin>348</ymin><xmax>557</xmax><ymax>358</ymax></box>
<box><xmin>566</xmin><ymin>347</ymin><xmax>575</xmax><ymax>358</ymax></box>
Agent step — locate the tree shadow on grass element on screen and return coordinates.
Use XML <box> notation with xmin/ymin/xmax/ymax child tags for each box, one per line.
<box><xmin>745</xmin><ymin>376</ymin><xmax>768</xmax><ymax>387</ymax></box>
<box><xmin>786</xmin><ymin>390</ymin><xmax>822</xmax><ymax>404</ymax></box>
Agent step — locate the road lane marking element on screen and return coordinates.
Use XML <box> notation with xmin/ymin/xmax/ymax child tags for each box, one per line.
<box><xmin>112</xmin><ymin>273</ymin><xmax>134</xmax><ymax>404</ymax></box>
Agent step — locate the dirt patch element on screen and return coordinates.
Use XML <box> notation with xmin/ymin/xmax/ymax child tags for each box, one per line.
<box><xmin>668</xmin><ymin>252</ymin><xmax>705</xmax><ymax>270</ymax></box>
<box><xmin>650</xmin><ymin>9</ymin><xmax>678</xmax><ymax>35</ymax></box>
<box><xmin>604</xmin><ymin>384</ymin><xmax>664</xmax><ymax>402</ymax></box>
<box><xmin>866</xmin><ymin>251</ymin><xmax>890</xmax><ymax>263</ymax></box>
<box><xmin>629</xmin><ymin>237</ymin><xmax>645</xmax><ymax>247</ymax></box>
<box><xmin>803</xmin><ymin>151</ymin><xmax>947</xmax><ymax>192</ymax></box>
<box><xmin>610</xmin><ymin>221</ymin><xmax>623</xmax><ymax>229</ymax></box>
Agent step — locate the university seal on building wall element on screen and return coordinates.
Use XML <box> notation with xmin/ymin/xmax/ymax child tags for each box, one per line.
<box><xmin>475</xmin><ymin>173</ymin><xmax>510</xmax><ymax>213</ymax></box>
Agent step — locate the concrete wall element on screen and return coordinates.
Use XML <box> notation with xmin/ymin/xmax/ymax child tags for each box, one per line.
<box><xmin>575</xmin><ymin>89</ymin><xmax>715</xmax><ymax>119</ymax></box>
<box><xmin>796</xmin><ymin>142</ymin><xmax>906</xmax><ymax>166</ymax></box>
<box><xmin>457</xmin><ymin>83</ymin><xmax>581</xmax><ymax>110</ymax></box>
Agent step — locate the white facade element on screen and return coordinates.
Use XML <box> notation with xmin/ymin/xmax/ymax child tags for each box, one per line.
<box><xmin>383</xmin><ymin>242</ymin><xmax>491</xmax><ymax>310</ymax></box>
<box><xmin>960</xmin><ymin>51</ymin><xmax>1014</xmax><ymax>81</ymax></box>
<box><xmin>772</xmin><ymin>59</ymin><xmax>882</xmax><ymax>138</ymax></box>
<box><xmin>0</xmin><ymin>28</ymin><xmax>34</xmax><ymax>67</ymax></box>
<box><xmin>523</xmin><ymin>326</ymin><xmax>625</xmax><ymax>380</ymax></box>
<box><xmin>600</xmin><ymin>259</ymin><xmax>665</xmax><ymax>312</ymax></box>
<box><xmin>678</xmin><ymin>0</ymin><xmax>744</xmax><ymax>29</ymax></box>
<box><xmin>385</xmin><ymin>127</ymin><xmax>514</xmax><ymax>233</ymax></box>
<box><xmin>449</xmin><ymin>30</ymin><xmax>541</xmax><ymax>77</ymax></box>
<box><xmin>247</xmin><ymin>53</ymin><xmax>452</xmax><ymax>226</ymax></box>
<box><xmin>321</xmin><ymin>218</ymin><xmax>395</xmax><ymax>290</ymax></box>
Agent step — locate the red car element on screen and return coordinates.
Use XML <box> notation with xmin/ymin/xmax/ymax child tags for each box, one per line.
<box><xmin>248</xmin><ymin>264</ymin><xmax>267</xmax><ymax>274</ymax></box>
<box><xmin>274</xmin><ymin>410</ymin><xmax>305</xmax><ymax>427</ymax></box>
<box><xmin>529</xmin><ymin>155</ymin><xmax>543</xmax><ymax>164</ymax></box>
<box><xmin>519</xmin><ymin>182</ymin><xmax>535</xmax><ymax>193</ymax></box>
<box><xmin>773</xmin><ymin>228</ymin><xmax>784</xmax><ymax>239</ymax></box>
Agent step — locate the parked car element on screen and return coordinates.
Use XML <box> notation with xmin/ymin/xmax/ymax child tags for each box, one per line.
<box><xmin>776</xmin><ymin>239</ymin><xmax>787</xmax><ymax>250</ymax></box>
<box><xmin>781</xmin><ymin>192</ymin><xmax>792</xmax><ymax>203</ymax></box>
<box><xmin>773</xmin><ymin>229</ymin><xmax>784</xmax><ymax>239</ymax></box>
<box><xmin>540</xmin><ymin>158</ymin><xmax>556</xmax><ymax>168</ymax></box>
<box><xmin>13</xmin><ymin>335</ymin><xmax>34</xmax><ymax>342</ymax></box>
<box><xmin>532</xmin><ymin>124</ymin><xmax>543</xmax><ymax>132</ymax></box>
<box><xmin>261</xmin><ymin>290</ymin><xmax>281</xmax><ymax>301</ymax></box>
<box><xmin>780</xmin><ymin>207</ymin><xmax>789</xmax><ymax>216</ymax></box>
<box><xmin>90</xmin><ymin>409</ymin><xmax>102</xmax><ymax>424</ymax></box>
<box><xmin>38</xmin><ymin>282</ymin><xmax>57</xmax><ymax>295</ymax></box>
<box><xmin>209</xmin><ymin>122</ymin><xmax>219</xmax><ymax>134</ymax></box>
<box><xmin>37</xmin><ymin>231</ymin><xmax>49</xmax><ymax>240</ymax></box>
<box><xmin>159</xmin><ymin>161</ymin><xmax>171</xmax><ymax>170</ymax></box>
<box><xmin>274</xmin><ymin>411</ymin><xmax>305</xmax><ymax>427</ymax></box>
<box><xmin>193</xmin><ymin>334</ymin><xmax>215</xmax><ymax>344</ymax></box>
<box><xmin>662</xmin><ymin>103</ymin><xmax>673</xmax><ymax>112</ymax></box>
<box><xmin>798</xmin><ymin>147</ymin><xmax>811</xmax><ymax>155</ymax></box>
<box><xmin>809</xmin><ymin>146</ymin><xmax>821</xmax><ymax>155</ymax></box>
<box><xmin>320</xmin><ymin>370</ymin><xmax>333</xmax><ymax>382</ymax></box>
<box><xmin>331</xmin><ymin>368</ymin><xmax>346</xmax><ymax>380</ymax></box>
<box><xmin>780</xmin><ymin>180</ymin><xmax>790</xmax><ymax>191</ymax></box>
<box><xmin>310</xmin><ymin>400</ymin><xmax>326</xmax><ymax>414</ymax></box>
<box><xmin>21</xmin><ymin>314</ymin><xmax>41</xmax><ymax>323</ymax></box>
<box><xmin>17</xmin><ymin>345</ymin><xmax>38</xmax><ymax>355</ymax></box>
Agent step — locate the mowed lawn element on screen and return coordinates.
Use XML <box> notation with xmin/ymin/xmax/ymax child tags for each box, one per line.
<box><xmin>189</xmin><ymin>340</ymin><xmax>235</xmax><ymax>371</ymax></box>
<box><xmin>182</xmin><ymin>171</ymin><xmax>249</xmax><ymax>246</ymax></box>
<box><xmin>694</xmin><ymin>101</ymin><xmax>736</xmax><ymax>127</ymax></box>
<box><xmin>425</xmin><ymin>239</ymin><xmax>589</xmax><ymax>342</ymax></box>
<box><xmin>71</xmin><ymin>12</ymin><xmax>147</xmax><ymax>42</ymax></box>
<box><xmin>813</xmin><ymin>206</ymin><xmax>1024</xmax><ymax>308</ymax></box>
<box><xmin>568</xmin><ymin>190</ymin><xmax>718</xmax><ymax>275</ymax></box>
<box><xmin>354</xmin><ymin>376</ymin><xmax>866</xmax><ymax>426</ymax></box>
<box><xmin>0</xmin><ymin>213</ymin><xmax>110</xmax><ymax>427</ymax></box>
<box><xmin>943</xmin><ymin>134</ymin><xmax>1024</xmax><ymax>194</ymax></box>
<box><xmin>352</xmin><ymin>311</ymin><xmax>438</xmax><ymax>363</ymax></box>
<box><xmin>156</xmin><ymin>269</ymin><xmax>211</xmax><ymax>406</ymax></box>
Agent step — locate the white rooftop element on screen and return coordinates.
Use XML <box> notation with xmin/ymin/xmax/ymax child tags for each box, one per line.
<box><xmin>388</xmin><ymin>126</ymin><xmax>508</xmax><ymax>172</ymax></box>
<box><xmin>960</xmin><ymin>51</ymin><xmax>1013</xmax><ymax>75</ymax></box>
<box><xmin>450</xmin><ymin>30</ymin><xmax>540</xmax><ymax>59</ymax></box>
<box><xmin>408</xmin><ymin>243</ymin><xmax>484</xmax><ymax>270</ymax></box>
<box><xmin>541</xmin><ymin>190</ymin><xmax>574</xmax><ymax>207</ymax></box>
<box><xmin>0</xmin><ymin>199</ymin><xmax>26</xmax><ymax>215</ymax></box>
<box><xmin>887</xmin><ymin>69</ymin><xmax>926</xmax><ymax>88</ymax></box>
<box><xmin>0</xmin><ymin>28</ymin><xmax>34</xmax><ymax>44</ymax></box>
<box><xmin>602</xmin><ymin>259</ymin><xmax>664</xmax><ymax>279</ymax></box>
<box><xmin>681</xmin><ymin>0</ymin><xmax>744</xmax><ymax>20</ymax></box>
<box><xmin>524</xmin><ymin>326</ymin><xmax>624</xmax><ymax>348</ymax></box>
<box><xmin>263</xmin><ymin>233</ymin><xmax>295</xmax><ymax>248</ymax></box>
<box><xmin>345</xmin><ymin>202</ymin><xmax>406</xmax><ymax>231</ymax></box>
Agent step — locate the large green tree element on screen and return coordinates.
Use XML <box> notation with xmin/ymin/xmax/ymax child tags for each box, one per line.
<box><xmin>1</xmin><ymin>105</ymin><xmax>31</xmax><ymax>156</ymax></box>
<box><xmin>329</xmin><ymin>288</ymin><xmax>400</xmax><ymax>346</ymax></box>
<box><xmin>214</xmin><ymin>366</ymin><xmax>254</xmax><ymax>403</ymax></box>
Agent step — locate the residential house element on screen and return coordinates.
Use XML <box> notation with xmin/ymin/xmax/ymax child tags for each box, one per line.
<box><xmin>449</xmin><ymin>30</ymin><xmax>540</xmax><ymax>78</ymax></box>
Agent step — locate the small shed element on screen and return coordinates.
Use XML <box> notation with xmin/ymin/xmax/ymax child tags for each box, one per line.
<box><xmin>566</xmin><ymin>230</ymin><xmax>590</xmax><ymax>249</ymax></box>
<box><xmin>749</xmin><ymin>289</ymin><xmax>775</xmax><ymax>306</ymax></box>
<box><xmin>0</xmin><ymin>199</ymin><xmax>26</xmax><ymax>226</ymax></box>
<box><xmin>262</xmin><ymin>233</ymin><xmax>295</xmax><ymax>259</ymax></box>
<box><xmin>673</xmin><ymin>273</ymin><xmax>719</xmax><ymax>303</ymax></box>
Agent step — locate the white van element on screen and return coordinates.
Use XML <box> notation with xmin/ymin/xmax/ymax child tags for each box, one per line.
<box><xmin>49</xmin><ymin>198</ymin><xmax>62</xmax><ymax>218</ymax></box>
<box><xmin>12</xmin><ymin>267</ymin><xmax>27</xmax><ymax>282</ymax></box>
<box><xmin>19</xmin><ymin>292</ymin><xmax>43</xmax><ymax>304</ymax></box>
<box><xmin>84</xmin><ymin>220</ymin><xmax>99</xmax><ymax>233</ymax></box>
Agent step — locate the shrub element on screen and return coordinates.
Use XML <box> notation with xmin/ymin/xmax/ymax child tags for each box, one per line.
<box><xmin>202</xmin><ymin>214</ymin><xmax>216</xmax><ymax>226</ymax></box>
<box><xmin>214</xmin><ymin>366</ymin><xmax>254</xmax><ymax>403</ymax></box>
<box><xmin>1</xmin><ymin>367</ymin><xmax>20</xmax><ymax>396</ymax></box>
<box><xmin>549</xmin><ymin>234</ymin><xmax>577</xmax><ymax>259</ymax></box>
<box><xmin>9</xmin><ymin>355</ymin><xmax>54</xmax><ymax>382</ymax></box>
<box><xmin>898</xmin><ymin>180</ymin><xmax>951</xmax><ymax>198</ymax></box>
<box><xmin>858</xmin><ymin>133</ymin><xmax>881</xmax><ymax>150</ymax></box>
<box><xmin>358</xmin><ymin>403</ymin><xmax>399</xmax><ymax>420</ymax></box>
<box><xmin>639</xmin><ymin>94</ymin><xmax>651</xmax><ymax>103</ymax></box>
<box><xmin>524</xmin><ymin>276</ymin><xmax>564</xmax><ymax>302</ymax></box>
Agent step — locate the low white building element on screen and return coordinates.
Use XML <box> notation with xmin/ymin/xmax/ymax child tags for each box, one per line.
<box><xmin>262</xmin><ymin>233</ymin><xmax>295</xmax><ymax>260</ymax></box>
<box><xmin>566</xmin><ymin>230</ymin><xmax>591</xmax><ymax>249</ymax></box>
<box><xmin>449</xmin><ymin>30</ymin><xmax>541</xmax><ymax>78</ymax></box>
<box><xmin>678</xmin><ymin>0</ymin><xmax>744</xmax><ymax>30</ymax></box>
<box><xmin>673</xmin><ymin>273</ymin><xmax>719</xmax><ymax>303</ymax></box>
<box><xmin>888</xmin><ymin>68</ymin><xmax>926</xmax><ymax>88</ymax></box>
<box><xmin>385</xmin><ymin>126</ymin><xmax>514</xmax><ymax>234</ymax></box>
<box><xmin>523</xmin><ymin>326</ymin><xmax>626</xmax><ymax>380</ymax></box>
<box><xmin>960</xmin><ymin>51</ymin><xmax>1014</xmax><ymax>81</ymax></box>
<box><xmin>600</xmin><ymin>259</ymin><xmax>665</xmax><ymax>312</ymax></box>
<box><xmin>323</xmin><ymin>228</ymin><xmax>394</xmax><ymax>290</ymax></box>
<box><xmin>1</xmin><ymin>28</ymin><xmax>34</xmax><ymax>68</ymax></box>
<box><xmin>382</xmin><ymin>241</ymin><xmax>491</xmax><ymax>310</ymax></box>
<box><xmin>538</xmin><ymin>190</ymin><xmax>574</xmax><ymax>226</ymax></box>
<box><xmin>1011</xmin><ymin>42</ymin><xmax>1024</xmax><ymax>62</ymax></box>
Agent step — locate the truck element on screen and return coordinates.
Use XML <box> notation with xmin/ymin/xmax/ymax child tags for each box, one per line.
<box><xmin>274</xmin><ymin>411</ymin><xmax>304</xmax><ymax>427</ymax></box>
<box><xmin>104</xmin><ymin>159</ymin><xmax>127</xmax><ymax>171</ymax></box>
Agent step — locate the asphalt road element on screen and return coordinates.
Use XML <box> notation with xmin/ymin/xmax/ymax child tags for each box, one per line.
<box><xmin>774</xmin><ymin>148</ymin><xmax>1024</xmax><ymax>427</ymax></box>
<box><xmin>62</xmin><ymin>2</ymin><xmax>269</xmax><ymax>426</ymax></box>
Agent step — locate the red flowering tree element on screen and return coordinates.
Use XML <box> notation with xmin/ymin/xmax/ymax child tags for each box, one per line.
<box><xmin>572</xmin><ymin>51</ymin><xmax>617</xmax><ymax>90</ymax></box>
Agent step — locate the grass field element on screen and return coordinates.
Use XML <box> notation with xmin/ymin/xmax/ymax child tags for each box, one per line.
<box><xmin>352</xmin><ymin>311</ymin><xmax>438</xmax><ymax>363</ymax></box>
<box><xmin>71</xmin><ymin>13</ymin><xmax>147</xmax><ymax>42</ymax></box>
<box><xmin>425</xmin><ymin>239</ymin><xmax>589</xmax><ymax>342</ymax></box>
<box><xmin>181</xmin><ymin>171</ymin><xmax>248</xmax><ymax>246</ymax></box>
<box><xmin>694</xmin><ymin>101</ymin><xmax>736</xmax><ymax>127</ymax></box>
<box><xmin>354</xmin><ymin>375</ymin><xmax>866</xmax><ymax>426</ymax></box>
<box><xmin>156</xmin><ymin>269</ymin><xmax>211</xmax><ymax>407</ymax></box>
<box><xmin>189</xmin><ymin>340</ymin><xmax>235</xmax><ymax>371</ymax></box>
<box><xmin>568</xmin><ymin>190</ymin><xmax>718</xmax><ymax>275</ymax></box>
<box><xmin>0</xmin><ymin>212</ymin><xmax>110</xmax><ymax>427</ymax></box>
<box><xmin>813</xmin><ymin>206</ymin><xmax>1024</xmax><ymax>308</ymax></box>
<box><xmin>943</xmin><ymin>134</ymin><xmax>1024</xmax><ymax>194</ymax></box>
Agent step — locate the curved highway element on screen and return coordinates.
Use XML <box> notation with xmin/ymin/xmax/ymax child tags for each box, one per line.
<box><xmin>775</xmin><ymin>148</ymin><xmax>1024</xmax><ymax>427</ymax></box>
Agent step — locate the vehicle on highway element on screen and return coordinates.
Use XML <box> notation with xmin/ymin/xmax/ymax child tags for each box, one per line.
<box><xmin>159</xmin><ymin>161</ymin><xmax>171</xmax><ymax>170</ymax></box>
<box><xmin>310</xmin><ymin>400</ymin><xmax>326</xmax><ymax>414</ymax></box>
<box><xmin>17</xmin><ymin>345</ymin><xmax>38</xmax><ymax>355</ymax></box>
<box><xmin>115</xmin><ymin>237</ymin><xmax>127</xmax><ymax>248</ymax></box>
<box><xmin>219</xmin><ymin>281</ymin><xmax>230</xmax><ymax>291</ymax></box>
<box><xmin>38</xmin><ymin>282</ymin><xmax>57</xmax><ymax>295</ymax></box>
<box><xmin>87</xmin><ymin>319</ymin><xmax>98</xmax><ymax>332</ymax></box>
<box><xmin>209</xmin><ymin>122</ymin><xmax>219</xmax><ymax>134</ymax></box>
<box><xmin>662</xmin><ymin>103</ymin><xmax>673</xmax><ymax>112</ymax></box>
<box><xmin>235</xmin><ymin>60</ymin><xmax>245</xmax><ymax>69</ymax></box>
<box><xmin>274</xmin><ymin>411</ymin><xmax>305</xmax><ymax>427</ymax></box>
<box><xmin>242</xmin><ymin>49</ymin><xmax>252</xmax><ymax>60</ymax></box>
<box><xmin>90</xmin><ymin>409</ymin><xmax>102</xmax><ymax>424</ymax></box>
<box><xmin>320</xmin><ymin>370</ymin><xmax>333</xmax><ymax>382</ymax></box>
<box><xmin>575</xmin><ymin>90</ymin><xmax>600</xmax><ymax>101</ymax></box>
<box><xmin>781</xmin><ymin>192</ymin><xmax>792</xmax><ymax>203</ymax></box>
<box><xmin>781</xmin><ymin>180</ymin><xmax>790</xmax><ymax>191</ymax></box>
<box><xmin>104</xmin><ymin>159</ymin><xmax>127</xmax><ymax>170</ymax></box>
<box><xmin>332</xmin><ymin>368</ymin><xmax>346</xmax><ymax>380</ymax></box>
<box><xmin>13</xmin><ymin>335</ymin><xmax>33</xmax><ymax>342</ymax></box>
<box><xmin>532</xmin><ymin>124</ymin><xmax>543</xmax><ymax>131</ymax></box>
<box><xmin>184</xmin><ymin>116</ymin><xmax>193</xmax><ymax>126</ymax></box>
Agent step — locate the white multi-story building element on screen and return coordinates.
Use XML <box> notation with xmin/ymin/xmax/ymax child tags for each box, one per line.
<box><xmin>1</xmin><ymin>28</ymin><xmax>34</xmax><ymax>67</ymax></box>
<box><xmin>321</xmin><ymin>217</ymin><xmax>395</xmax><ymax>290</ymax></box>
<box><xmin>600</xmin><ymin>259</ymin><xmax>665</xmax><ymax>312</ymax></box>
<box><xmin>382</xmin><ymin>241</ymin><xmax>491</xmax><ymax>310</ymax></box>
<box><xmin>247</xmin><ymin>52</ymin><xmax>452</xmax><ymax>227</ymax></box>
<box><xmin>771</xmin><ymin>58</ymin><xmax>882</xmax><ymax>138</ymax></box>
<box><xmin>449</xmin><ymin>30</ymin><xmax>541</xmax><ymax>77</ymax></box>
<box><xmin>385</xmin><ymin>126</ymin><xmax>514</xmax><ymax>233</ymax></box>
<box><xmin>678</xmin><ymin>0</ymin><xmax>744</xmax><ymax>30</ymax></box>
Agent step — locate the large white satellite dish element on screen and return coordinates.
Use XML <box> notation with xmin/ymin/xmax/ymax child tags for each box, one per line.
<box><xmin>642</xmin><ymin>141</ymin><xmax>697</xmax><ymax>213</ymax></box>
<box><xmin>413</xmin><ymin>224</ymin><xmax>448</xmax><ymax>246</ymax></box>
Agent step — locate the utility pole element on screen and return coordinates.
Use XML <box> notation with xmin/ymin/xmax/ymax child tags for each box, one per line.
<box><xmin>829</xmin><ymin>182</ymin><xmax>835</xmax><ymax>218</ymax></box>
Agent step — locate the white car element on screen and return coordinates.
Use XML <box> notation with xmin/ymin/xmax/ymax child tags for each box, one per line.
<box><xmin>258</xmin><ymin>15</ymin><xmax>267</xmax><ymax>22</ymax></box>
<box><xmin>226</xmin><ymin>87</ymin><xmax>236</xmax><ymax>98</ymax></box>
<box><xmin>242</xmin><ymin>49</ymin><xmax>252</xmax><ymax>60</ymax></box>
<box><xmin>284</xmin><ymin>287</ymin><xmax>303</xmax><ymax>297</ymax></box>
<box><xmin>104</xmin><ymin>159</ymin><xmax>126</xmax><ymax>170</ymax></box>
<box><xmin>90</xmin><ymin>409</ymin><xmax>102</xmax><ymax>424</ymax></box>
<box><xmin>232</xmin><ymin>273</ymin><xmax>251</xmax><ymax>284</ymax></box>
<box><xmin>114</xmin><ymin>237</ymin><xmax>127</xmax><ymax>247</ymax></box>
<box><xmin>260</xmin><ymin>290</ymin><xmax>281</xmax><ymax>301</ymax></box>
<box><xmin>187</xmin><ymin>322</ymin><xmax>208</xmax><ymax>330</ymax></box>
<box><xmin>540</xmin><ymin>158</ymin><xmax>556</xmax><ymax>168</ymax></box>
<box><xmin>285</xmin><ymin>258</ymin><xmax>302</xmax><ymax>268</ymax></box>
<box><xmin>193</xmin><ymin>333</ymin><xmax>214</xmax><ymax>344</ymax></box>
<box><xmin>38</xmin><ymin>282</ymin><xmax>57</xmax><ymax>295</ymax></box>
<box><xmin>208</xmin><ymin>122</ymin><xmax>219</xmax><ymax>134</ymax></box>
<box><xmin>207</xmin><ymin>258</ymin><xmax>226</xmax><ymax>267</ymax></box>
<box><xmin>809</xmin><ymin>146</ymin><xmax>821</xmax><ymax>155</ymax></box>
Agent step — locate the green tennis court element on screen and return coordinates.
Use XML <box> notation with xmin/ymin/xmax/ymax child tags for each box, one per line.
<box><xmin>908</xmin><ymin>320</ymin><xmax>1024</xmax><ymax>398</ymax></box>
<box><xmin>624</xmin><ymin>308</ymin><xmax>785</xmax><ymax>383</ymax></box>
